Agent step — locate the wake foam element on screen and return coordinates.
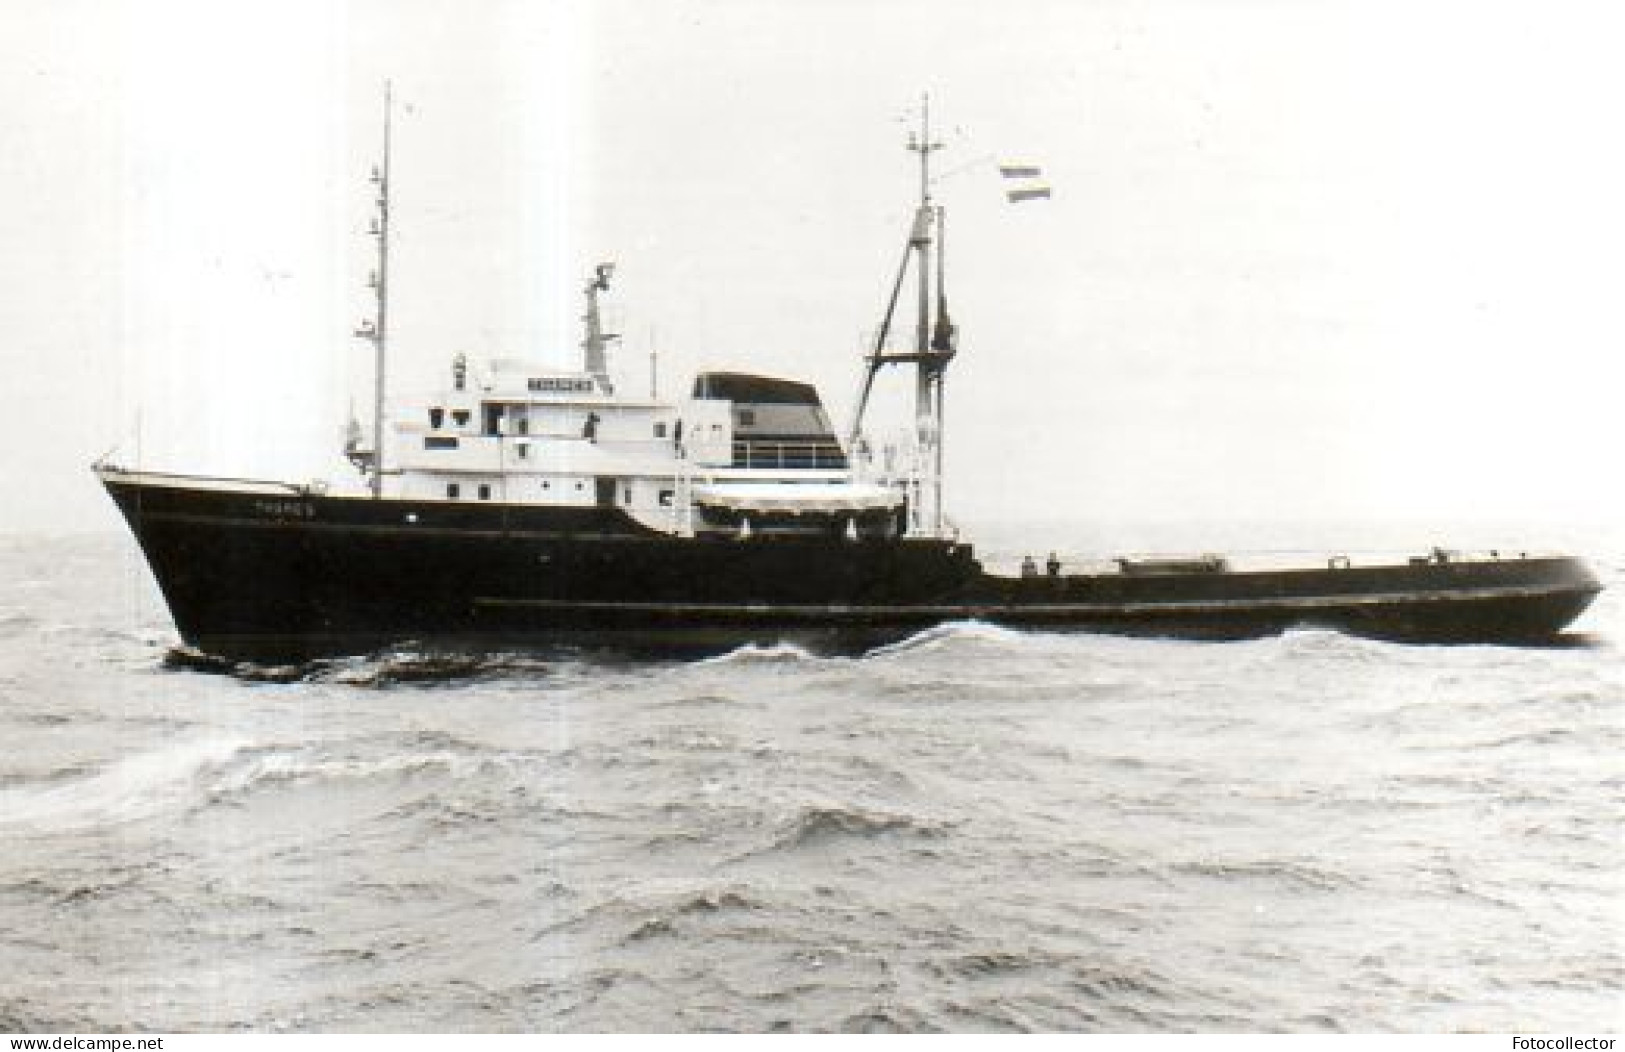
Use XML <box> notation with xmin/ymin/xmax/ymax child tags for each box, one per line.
<box><xmin>1254</xmin><ymin>627</ymin><xmax>1398</xmax><ymax>664</ymax></box>
<box><xmin>0</xmin><ymin>733</ymin><xmax>514</xmax><ymax>832</ymax></box>
<box><xmin>207</xmin><ymin>746</ymin><xmax>490</xmax><ymax>800</ymax></box>
<box><xmin>696</xmin><ymin>641</ymin><xmax>820</xmax><ymax>668</ymax></box>
<box><xmin>863</xmin><ymin>620</ymin><xmax>1036</xmax><ymax>659</ymax></box>
<box><xmin>325</xmin><ymin>651</ymin><xmax>538</xmax><ymax>687</ymax></box>
<box><xmin>163</xmin><ymin>646</ymin><xmax>553</xmax><ymax>687</ymax></box>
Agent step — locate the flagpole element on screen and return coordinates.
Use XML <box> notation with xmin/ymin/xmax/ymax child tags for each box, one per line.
<box><xmin>916</xmin><ymin>94</ymin><xmax>932</xmax><ymax>358</ymax></box>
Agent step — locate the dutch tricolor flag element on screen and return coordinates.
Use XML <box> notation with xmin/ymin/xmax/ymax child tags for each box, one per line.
<box><xmin>1000</xmin><ymin>163</ymin><xmax>1051</xmax><ymax>203</ymax></box>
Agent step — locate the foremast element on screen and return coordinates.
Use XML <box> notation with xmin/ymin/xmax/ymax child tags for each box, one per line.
<box><xmin>351</xmin><ymin>82</ymin><xmax>395</xmax><ymax>498</ymax></box>
<box><xmin>850</xmin><ymin>94</ymin><xmax>957</xmax><ymax>538</ymax></box>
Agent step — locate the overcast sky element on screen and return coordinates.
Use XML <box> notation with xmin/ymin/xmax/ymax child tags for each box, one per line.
<box><xmin>6</xmin><ymin>0</ymin><xmax>1624</xmax><ymax>545</ymax></box>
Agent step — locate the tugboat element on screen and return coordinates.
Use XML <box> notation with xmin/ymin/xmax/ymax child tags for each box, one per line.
<box><xmin>96</xmin><ymin>96</ymin><xmax>1601</xmax><ymax>661</ymax></box>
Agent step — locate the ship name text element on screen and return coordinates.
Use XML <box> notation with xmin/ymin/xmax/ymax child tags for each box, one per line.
<box><xmin>252</xmin><ymin>499</ymin><xmax>315</xmax><ymax>520</ymax></box>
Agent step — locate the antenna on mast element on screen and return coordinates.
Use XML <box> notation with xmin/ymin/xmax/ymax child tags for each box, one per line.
<box><xmin>353</xmin><ymin>81</ymin><xmax>394</xmax><ymax>499</ymax></box>
<box><xmin>649</xmin><ymin>324</ymin><xmax>659</xmax><ymax>399</ymax></box>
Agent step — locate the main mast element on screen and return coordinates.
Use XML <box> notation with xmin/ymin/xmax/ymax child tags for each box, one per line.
<box><xmin>910</xmin><ymin>97</ymin><xmax>941</xmax><ymax>535</ymax></box>
<box><xmin>849</xmin><ymin>94</ymin><xmax>957</xmax><ymax>537</ymax></box>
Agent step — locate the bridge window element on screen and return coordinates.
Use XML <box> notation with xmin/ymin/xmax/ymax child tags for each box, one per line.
<box><xmin>446</xmin><ymin>483</ymin><xmax>460</xmax><ymax>499</ymax></box>
<box><xmin>654</xmin><ymin>422</ymin><xmax>667</xmax><ymax>438</ymax></box>
<box><xmin>659</xmin><ymin>489</ymin><xmax>674</xmax><ymax>506</ymax></box>
<box><xmin>425</xmin><ymin>436</ymin><xmax>459</xmax><ymax>450</ymax></box>
<box><xmin>738</xmin><ymin>409</ymin><xmax>755</xmax><ymax>426</ymax></box>
<box><xmin>429</xmin><ymin>407</ymin><xmax>444</xmax><ymax>429</ymax></box>
<box><xmin>452</xmin><ymin>409</ymin><xmax>470</xmax><ymax>427</ymax></box>
<box><xmin>478</xmin><ymin>484</ymin><xmax>491</xmax><ymax>500</ymax></box>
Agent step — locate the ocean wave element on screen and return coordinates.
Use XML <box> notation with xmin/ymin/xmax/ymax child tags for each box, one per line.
<box><xmin>375</xmin><ymin>785</ymin><xmax>545</xmax><ymax>831</ymax></box>
<box><xmin>0</xmin><ymin>609</ymin><xmax>38</xmax><ymax>637</ymax></box>
<box><xmin>0</xmin><ymin>1001</ymin><xmax>99</xmax><ymax>1035</ymax></box>
<box><xmin>621</xmin><ymin>885</ymin><xmax>762</xmax><ymax>943</ymax></box>
<box><xmin>1456</xmin><ymin>727</ymin><xmax>1578</xmax><ymax>751</ymax></box>
<box><xmin>0</xmin><ymin>738</ymin><xmax>250</xmax><ymax>831</ymax></box>
<box><xmin>766</xmin><ymin>804</ymin><xmax>950</xmax><ymax>852</ymax></box>
<box><xmin>0</xmin><ymin>868</ymin><xmax>156</xmax><ymax>906</ymax></box>
<box><xmin>532</xmin><ymin>880</ymin><xmax>764</xmax><ymax>947</ymax></box>
<box><xmin>385</xmin><ymin>728</ymin><xmax>508</xmax><ymax>755</ymax></box>
<box><xmin>938</xmin><ymin>948</ymin><xmax>1074</xmax><ymax>978</ymax></box>
<box><xmin>1064</xmin><ymin>964</ymin><xmax>1179</xmax><ymax>1003</ymax></box>
<box><xmin>922</xmin><ymin>957</ymin><xmax>1185</xmax><ymax>1028</ymax></box>
<box><xmin>1170</xmin><ymin>857</ymin><xmax>1357</xmax><ymax>892</ymax></box>
<box><xmin>839</xmin><ymin>1006</ymin><xmax>940</xmax><ymax>1033</ymax></box>
<box><xmin>645</xmin><ymin>691</ymin><xmax>766</xmax><ymax>711</ymax></box>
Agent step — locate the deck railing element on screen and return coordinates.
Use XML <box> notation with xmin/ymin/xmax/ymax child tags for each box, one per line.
<box><xmin>732</xmin><ymin>440</ymin><xmax>848</xmax><ymax>470</ymax></box>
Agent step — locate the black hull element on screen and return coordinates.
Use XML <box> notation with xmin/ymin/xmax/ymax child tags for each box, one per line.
<box><xmin>100</xmin><ymin>472</ymin><xmax>1604</xmax><ymax>661</ymax></box>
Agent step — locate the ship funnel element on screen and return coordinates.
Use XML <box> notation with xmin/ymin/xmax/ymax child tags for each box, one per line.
<box><xmin>581</xmin><ymin>262</ymin><xmax>617</xmax><ymax>394</ymax></box>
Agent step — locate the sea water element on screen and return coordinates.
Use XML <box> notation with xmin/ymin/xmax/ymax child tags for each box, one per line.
<box><xmin>0</xmin><ymin>530</ymin><xmax>1619</xmax><ymax>1032</ymax></box>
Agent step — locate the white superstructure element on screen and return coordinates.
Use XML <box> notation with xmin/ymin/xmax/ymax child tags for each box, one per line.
<box><xmin>342</xmin><ymin>264</ymin><xmax>908</xmax><ymax>540</ymax></box>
